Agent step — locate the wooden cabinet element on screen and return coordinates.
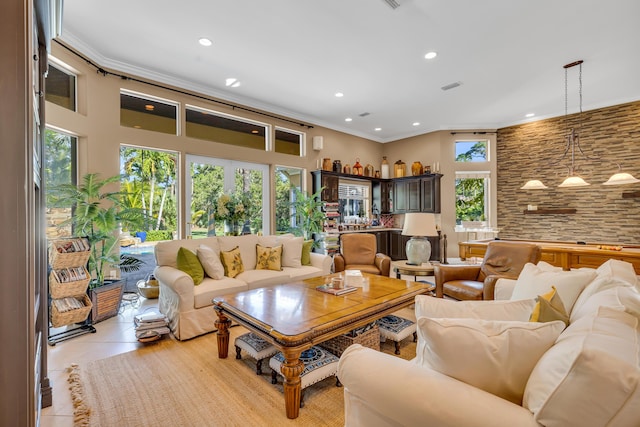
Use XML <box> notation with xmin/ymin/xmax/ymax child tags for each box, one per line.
<box><xmin>420</xmin><ymin>176</ymin><xmax>441</xmax><ymax>213</ymax></box>
<box><xmin>375</xmin><ymin>230</ymin><xmax>390</xmax><ymax>255</ymax></box>
<box><xmin>380</xmin><ymin>180</ymin><xmax>393</xmax><ymax>214</ymax></box>
<box><xmin>312</xmin><ymin>171</ymin><xmax>339</xmax><ymax>203</ymax></box>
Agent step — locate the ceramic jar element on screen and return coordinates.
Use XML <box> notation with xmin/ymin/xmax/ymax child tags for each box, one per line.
<box><xmin>412</xmin><ymin>161</ymin><xmax>423</xmax><ymax>176</ymax></box>
<box><xmin>394</xmin><ymin>160</ymin><xmax>406</xmax><ymax>177</ymax></box>
<box><xmin>353</xmin><ymin>158</ymin><xmax>363</xmax><ymax>176</ymax></box>
<box><xmin>333</xmin><ymin>160</ymin><xmax>342</xmax><ymax>172</ymax></box>
<box><xmin>322</xmin><ymin>158</ymin><xmax>332</xmax><ymax>171</ymax></box>
<box><xmin>381</xmin><ymin>156</ymin><xmax>390</xmax><ymax>179</ymax></box>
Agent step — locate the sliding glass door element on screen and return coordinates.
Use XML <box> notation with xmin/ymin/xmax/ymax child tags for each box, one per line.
<box><xmin>186</xmin><ymin>155</ymin><xmax>270</xmax><ymax>237</ymax></box>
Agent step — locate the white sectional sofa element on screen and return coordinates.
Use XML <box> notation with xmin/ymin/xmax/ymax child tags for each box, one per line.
<box><xmin>338</xmin><ymin>260</ymin><xmax>640</xmax><ymax>427</ymax></box>
<box><xmin>154</xmin><ymin>234</ymin><xmax>332</xmax><ymax>340</ymax></box>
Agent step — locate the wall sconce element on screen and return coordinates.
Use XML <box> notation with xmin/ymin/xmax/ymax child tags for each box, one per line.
<box><xmin>312</xmin><ymin>136</ymin><xmax>323</xmax><ymax>151</ymax></box>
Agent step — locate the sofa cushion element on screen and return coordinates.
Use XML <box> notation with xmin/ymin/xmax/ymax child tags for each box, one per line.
<box><xmin>524</xmin><ymin>306</ymin><xmax>640</xmax><ymax>427</ymax></box>
<box><xmin>193</xmin><ymin>276</ymin><xmax>248</xmax><ymax>309</ymax></box>
<box><xmin>570</xmin><ymin>282</ymin><xmax>640</xmax><ymax>323</ymax></box>
<box><xmin>571</xmin><ymin>259</ymin><xmax>639</xmax><ymax>316</ymax></box>
<box><xmin>155</xmin><ymin>236</ymin><xmax>218</xmax><ymax>268</ymax></box>
<box><xmin>220</xmin><ymin>246</ymin><xmax>244</xmax><ymax>278</ymax></box>
<box><xmin>177</xmin><ymin>247</ymin><xmax>204</xmax><ymax>285</ymax></box>
<box><xmin>417</xmin><ymin>317</ymin><xmax>565</xmax><ymax>405</ymax></box>
<box><xmin>283</xmin><ymin>265</ymin><xmax>324</xmax><ymax>281</ymax></box>
<box><xmin>415</xmin><ymin>295</ymin><xmax>537</xmax><ymax>322</ymax></box>
<box><xmin>529</xmin><ymin>286</ymin><xmax>569</xmax><ymax>325</ymax></box>
<box><xmin>197</xmin><ymin>244</ymin><xmax>225</xmax><ymax>280</ymax></box>
<box><xmin>281</xmin><ymin>237</ymin><xmax>303</xmax><ymax>268</ymax></box>
<box><xmin>301</xmin><ymin>240</ymin><xmax>314</xmax><ymax>266</ymax></box>
<box><xmin>236</xmin><ymin>268</ymin><xmax>291</xmax><ymax>290</ymax></box>
<box><xmin>256</xmin><ymin>244</ymin><xmax>283</xmax><ymax>271</ymax></box>
<box><xmin>510</xmin><ymin>262</ymin><xmax>596</xmax><ymax>312</ymax></box>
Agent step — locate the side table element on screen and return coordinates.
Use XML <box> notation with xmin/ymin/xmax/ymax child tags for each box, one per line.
<box><xmin>392</xmin><ymin>260</ymin><xmax>435</xmax><ymax>282</ymax></box>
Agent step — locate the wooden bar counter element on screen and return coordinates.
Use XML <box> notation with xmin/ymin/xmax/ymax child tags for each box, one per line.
<box><xmin>459</xmin><ymin>238</ymin><xmax>640</xmax><ymax>275</ymax></box>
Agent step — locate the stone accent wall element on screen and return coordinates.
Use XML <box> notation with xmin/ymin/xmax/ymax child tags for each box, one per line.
<box><xmin>497</xmin><ymin>101</ymin><xmax>640</xmax><ymax>244</ymax></box>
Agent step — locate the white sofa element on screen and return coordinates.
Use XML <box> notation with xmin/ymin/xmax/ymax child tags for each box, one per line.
<box><xmin>154</xmin><ymin>234</ymin><xmax>332</xmax><ymax>340</ymax></box>
<box><xmin>338</xmin><ymin>260</ymin><xmax>640</xmax><ymax>427</ymax></box>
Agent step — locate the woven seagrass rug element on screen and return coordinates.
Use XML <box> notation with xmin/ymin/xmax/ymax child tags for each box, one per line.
<box><xmin>67</xmin><ymin>326</ymin><xmax>416</xmax><ymax>427</ymax></box>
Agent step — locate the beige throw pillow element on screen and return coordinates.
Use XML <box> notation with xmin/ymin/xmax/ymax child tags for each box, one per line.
<box><xmin>196</xmin><ymin>244</ymin><xmax>225</xmax><ymax>280</ymax></box>
<box><xmin>417</xmin><ymin>317</ymin><xmax>565</xmax><ymax>405</ymax></box>
<box><xmin>281</xmin><ymin>236</ymin><xmax>303</xmax><ymax>268</ymax></box>
<box><xmin>510</xmin><ymin>262</ymin><xmax>596</xmax><ymax>312</ymax></box>
<box><xmin>220</xmin><ymin>246</ymin><xmax>244</xmax><ymax>278</ymax></box>
<box><xmin>255</xmin><ymin>244</ymin><xmax>283</xmax><ymax>271</ymax></box>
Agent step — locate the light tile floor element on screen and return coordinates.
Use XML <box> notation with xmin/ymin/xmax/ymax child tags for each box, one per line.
<box><xmin>41</xmin><ymin>296</ymin><xmax>161</xmax><ymax>427</ymax></box>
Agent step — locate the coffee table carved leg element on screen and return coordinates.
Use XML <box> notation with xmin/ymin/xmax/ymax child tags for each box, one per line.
<box><xmin>214</xmin><ymin>310</ymin><xmax>232</xmax><ymax>359</ymax></box>
<box><xmin>280</xmin><ymin>354</ymin><xmax>304</xmax><ymax>419</ymax></box>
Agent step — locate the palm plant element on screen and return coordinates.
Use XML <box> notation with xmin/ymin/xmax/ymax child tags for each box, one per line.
<box><xmin>289</xmin><ymin>187</ymin><xmax>326</xmax><ymax>240</ymax></box>
<box><xmin>48</xmin><ymin>173</ymin><xmax>148</xmax><ymax>288</ymax></box>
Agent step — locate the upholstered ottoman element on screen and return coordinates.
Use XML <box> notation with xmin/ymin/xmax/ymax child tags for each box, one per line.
<box><xmin>376</xmin><ymin>314</ymin><xmax>417</xmax><ymax>355</ymax></box>
<box><xmin>269</xmin><ymin>346</ymin><xmax>341</xmax><ymax>407</ymax></box>
<box><xmin>234</xmin><ymin>332</ymin><xmax>278</xmax><ymax>375</ymax></box>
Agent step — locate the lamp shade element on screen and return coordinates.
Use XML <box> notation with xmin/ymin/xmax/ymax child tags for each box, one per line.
<box><xmin>558</xmin><ymin>176</ymin><xmax>590</xmax><ymax>188</ymax></box>
<box><xmin>603</xmin><ymin>172</ymin><xmax>640</xmax><ymax>186</ymax></box>
<box><xmin>402</xmin><ymin>213</ymin><xmax>437</xmax><ymax>236</ymax></box>
<box><xmin>520</xmin><ymin>180</ymin><xmax>548</xmax><ymax>190</ymax></box>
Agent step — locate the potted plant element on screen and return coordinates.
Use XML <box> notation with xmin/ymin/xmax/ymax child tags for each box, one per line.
<box><xmin>289</xmin><ymin>187</ymin><xmax>326</xmax><ymax>241</ymax></box>
<box><xmin>49</xmin><ymin>173</ymin><xmax>147</xmax><ymax>322</ymax></box>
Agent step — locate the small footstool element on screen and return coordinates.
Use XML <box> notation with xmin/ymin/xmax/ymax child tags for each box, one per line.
<box><xmin>376</xmin><ymin>314</ymin><xmax>417</xmax><ymax>355</ymax></box>
<box><xmin>234</xmin><ymin>332</ymin><xmax>278</xmax><ymax>375</ymax></box>
<box><xmin>269</xmin><ymin>346</ymin><xmax>341</xmax><ymax>407</ymax></box>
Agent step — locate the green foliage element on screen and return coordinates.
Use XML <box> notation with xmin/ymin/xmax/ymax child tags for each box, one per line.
<box><xmin>289</xmin><ymin>188</ymin><xmax>325</xmax><ymax>240</ymax></box>
<box><xmin>456</xmin><ymin>141</ymin><xmax>487</xmax><ymax>162</ymax></box>
<box><xmin>455</xmin><ymin>178</ymin><xmax>485</xmax><ymax>222</ymax></box>
<box><xmin>49</xmin><ymin>173</ymin><xmax>148</xmax><ymax>287</ymax></box>
<box><xmin>275</xmin><ymin>170</ymin><xmax>294</xmax><ymax>233</ymax></box>
<box><xmin>44</xmin><ymin>130</ymin><xmax>74</xmax><ymax>190</ymax></box>
<box><xmin>145</xmin><ymin>230</ymin><xmax>173</xmax><ymax>241</ymax></box>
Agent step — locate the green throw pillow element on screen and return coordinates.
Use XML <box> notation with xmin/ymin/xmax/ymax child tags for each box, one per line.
<box><xmin>301</xmin><ymin>240</ymin><xmax>314</xmax><ymax>266</ymax></box>
<box><xmin>177</xmin><ymin>247</ymin><xmax>204</xmax><ymax>285</ymax></box>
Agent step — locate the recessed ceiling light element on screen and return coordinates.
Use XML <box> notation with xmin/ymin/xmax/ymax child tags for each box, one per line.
<box><xmin>374</xmin><ymin>128</ymin><xmax>382</xmax><ymax>131</ymax></box>
<box><xmin>335</xmin><ymin>92</ymin><xmax>344</xmax><ymax>98</ymax></box>
<box><xmin>144</xmin><ymin>104</ymin><xmax>154</xmax><ymax>111</ymax></box>
<box><xmin>424</xmin><ymin>51</ymin><xmax>437</xmax><ymax>60</ymax></box>
<box><xmin>525</xmin><ymin>113</ymin><xmax>535</xmax><ymax>118</ymax></box>
<box><xmin>198</xmin><ymin>38</ymin><xmax>212</xmax><ymax>47</ymax></box>
<box><xmin>345</xmin><ymin>117</ymin><xmax>353</xmax><ymax>122</ymax></box>
<box><xmin>225</xmin><ymin>78</ymin><xmax>241</xmax><ymax>88</ymax></box>
<box><xmin>412</xmin><ymin>122</ymin><xmax>420</xmax><ymax>126</ymax></box>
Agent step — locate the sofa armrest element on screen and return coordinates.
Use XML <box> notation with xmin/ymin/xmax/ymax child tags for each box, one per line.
<box><xmin>434</xmin><ymin>265</ymin><xmax>481</xmax><ymax>298</ymax></box>
<box><xmin>482</xmin><ymin>274</ymin><xmax>503</xmax><ymax>300</ymax></box>
<box><xmin>375</xmin><ymin>253</ymin><xmax>391</xmax><ymax>276</ymax></box>
<box><xmin>309</xmin><ymin>252</ymin><xmax>332</xmax><ymax>275</ymax></box>
<box><xmin>338</xmin><ymin>345</ymin><xmax>539</xmax><ymax>427</ymax></box>
<box><xmin>334</xmin><ymin>254</ymin><xmax>346</xmax><ymax>273</ymax></box>
<box><xmin>154</xmin><ymin>265</ymin><xmax>196</xmax><ymax>311</ymax></box>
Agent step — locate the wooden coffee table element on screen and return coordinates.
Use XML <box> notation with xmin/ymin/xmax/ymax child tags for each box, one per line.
<box><xmin>213</xmin><ymin>273</ymin><xmax>432</xmax><ymax>419</ymax></box>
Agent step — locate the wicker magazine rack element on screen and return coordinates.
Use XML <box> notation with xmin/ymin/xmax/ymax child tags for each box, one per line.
<box><xmin>320</xmin><ymin>323</ymin><xmax>380</xmax><ymax>357</ymax></box>
<box><xmin>48</xmin><ymin>238</ymin><xmax>96</xmax><ymax>344</ymax></box>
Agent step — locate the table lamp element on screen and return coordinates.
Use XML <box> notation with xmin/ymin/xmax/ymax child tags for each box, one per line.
<box><xmin>402</xmin><ymin>213</ymin><xmax>437</xmax><ymax>265</ymax></box>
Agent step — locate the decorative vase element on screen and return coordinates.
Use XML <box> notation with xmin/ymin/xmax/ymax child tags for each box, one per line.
<box><xmin>381</xmin><ymin>156</ymin><xmax>390</xmax><ymax>179</ymax></box>
<box><xmin>224</xmin><ymin>219</ymin><xmax>240</xmax><ymax>236</ymax></box>
<box><xmin>322</xmin><ymin>158</ymin><xmax>332</xmax><ymax>171</ymax></box>
<box><xmin>343</xmin><ymin>164</ymin><xmax>351</xmax><ymax>174</ymax></box>
<box><xmin>412</xmin><ymin>161</ymin><xmax>423</xmax><ymax>176</ymax></box>
<box><xmin>353</xmin><ymin>158</ymin><xmax>364</xmax><ymax>175</ymax></box>
<box><xmin>332</xmin><ymin>160</ymin><xmax>342</xmax><ymax>172</ymax></box>
<box><xmin>394</xmin><ymin>160</ymin><xmax>406</xmax><ymax>177</ymax></box>
<box><xmin>364</xmin><ymin>164</ymin><xmax>374</xmax><ymax>177</ymax></box>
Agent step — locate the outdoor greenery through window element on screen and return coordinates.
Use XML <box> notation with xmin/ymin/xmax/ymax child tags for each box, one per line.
<box><xmin>455</xmin><ymin>172</ymin><xmax>489</xmax><ymax>225</ymax></box>
<box><xmin>120</xmin><ymin>91</ymin><xmax>178</xmax><ymax>135</ymax></box>
<box><xmin>275</xmin><ymin>166</ymin><xmax>304</xmax><ymax>233</ymax></box>
<box><xmin>185</xmin><ymin>106</ymin><xmax>267</xmax><ymax>150</ymax></box>
<box><xmin>455</xmin><ymin>140</ymin><xmax>488</xmax><ymax>162</ymax></box>
<box><xmin>120</xmin><ymin>146</ymin><xmax>178</xmax><ymax>241</ymax></box>
<box><xmin>45</xmin><ymin>62</ymin><xmax>76</xmax><ymax>111</ymax></box>
<box><xmin>45</xmin><ymin>129</ymin><xmax>77</xmax><ymax>238</ymax></box>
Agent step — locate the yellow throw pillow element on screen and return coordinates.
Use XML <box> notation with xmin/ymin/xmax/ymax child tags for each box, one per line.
<box><xmin>256</xmin><ymin>244</ymin><xmax>283</xmax><ymax>271</ymax></box>
<box><xmin>176</xmin><ymin>247</ymin><xmax>204</xmax><ymax>285</ymax></box>
<box><xmin>302</xmin><ymin>240</ymin><xmax>314</xmax><ymax>266</ymax></box>
<box><xmin>530</xmin><ymin>286</ymin><xmax>569</xmax><ymax>325</ymax></box>
<box><xmin>220</xmin><ymin>246</ymin><xmax>244</xmax><ymax>278</ymax></box>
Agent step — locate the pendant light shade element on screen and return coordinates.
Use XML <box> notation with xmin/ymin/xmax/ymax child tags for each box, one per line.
<box><xmin>558</xmin><ymin>175</ymin><xmax>590</xmax><ymax>188</ymax></box>
<box><xmin>520</xmin><ymin>180</ymin><xmax>548</xmax><ymax>190</ymax></box>
<box><xmin>603</xmin><ymin>172</ymin><xmax>640</xmax><ymax>186</ymax></box>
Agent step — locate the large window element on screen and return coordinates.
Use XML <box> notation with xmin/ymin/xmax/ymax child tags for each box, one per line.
<box><xmin>455</xmin><ymin>140</ymin><xmax>488</xmax><ymax>162</ymax></box>
<box><xmin>120</xmin><ymin>146</ymin><xmax>179</xmax><ymax>238</ymax></box>
<box><xmin>45</xmin><ymin>128</ymin><xmax>77</xmax><ymax>238</ymax></box>
<box><xmin>275</xmin><ymin>166</ymin><xmax>304</xmax><ymax>233</ymax></box>
<box><xmin>185</xmin><ymin>105</ymin><xmax>268</xmax><ymax>150</ymax></box>
<box><xmin>455</xmin><ymin>172</ymin><xmax>490</xmax><ymax>225</ymax></box>
<box><xmin>45</xmin><ymin>62</ymin><xmax>77</xmax><ymax>111</ymax></box>
<box><xmin>120</xmin><ymin>90</ymin><xmax>178</xmax><ymax>135</ymax></box>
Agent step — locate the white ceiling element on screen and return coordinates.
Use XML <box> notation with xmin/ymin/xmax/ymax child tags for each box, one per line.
<box><xmin>59</xmin><ymin>0</ymin><xmax>640</xmax><ymax>143</ymax></box>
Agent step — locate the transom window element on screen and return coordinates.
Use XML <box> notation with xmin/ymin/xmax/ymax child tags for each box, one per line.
<box><xmin>455</xmin><ymin>140</ymin><xmax>488</xmax><ymax>162</ymax></box>
<box><xmin>274</xmin><ymin>127</ymin><xmax>304</xmax><ymax>156</ymax></box>
<box><xmin>45</xmin><ymin>61</ymin><xmax>77</xmax><ymax>111</ymax></box>
<box><xmin>120</xmin><ymin>90</ymin><xmax>179</xmax><ymax>135</ymax></box>
<box><xmin>185</xmin><ymin>105</ymin><xmax>268</xmax><ymax>150</ymax></box>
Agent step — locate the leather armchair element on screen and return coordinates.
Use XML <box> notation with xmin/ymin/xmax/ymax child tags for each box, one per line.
<box><xmin>434</xmin><ymin>241</ymin><xmax>541</xmax><ymax>300</ymax></box>
<box><xmin>334</xmin><ymin>233</ymin><xmax>391</xmax><ymax>277</ymax></box>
